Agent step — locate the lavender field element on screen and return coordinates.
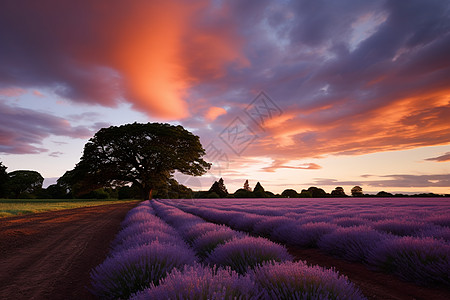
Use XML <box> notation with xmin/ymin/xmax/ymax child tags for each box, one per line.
<box><xmin>90</xmin><ymin>198</ymin><xmax>449</xmax><ymax>299</ymax></box>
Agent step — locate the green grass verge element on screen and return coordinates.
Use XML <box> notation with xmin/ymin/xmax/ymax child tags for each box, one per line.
<box><xmin>0</xmin><ymin>199</ymin><xmax>139</xmax><ymax>218</ymax></box>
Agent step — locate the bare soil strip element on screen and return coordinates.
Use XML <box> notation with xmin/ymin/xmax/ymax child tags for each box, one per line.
<box><xmin>0</xmin><ymin>201</ymin><xmax>139</xmax><ymax>300</ymax></box>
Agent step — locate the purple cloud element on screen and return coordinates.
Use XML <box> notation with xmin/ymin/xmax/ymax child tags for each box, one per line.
<box><xmin>425</xmin><ymin>152</ymin><xmax>450</xmax><ymax>162</ymax></box>
<box><xmin>0</xmin><ymin>102</ymin><xmax>93</xmax><ymax>154</ymax></box>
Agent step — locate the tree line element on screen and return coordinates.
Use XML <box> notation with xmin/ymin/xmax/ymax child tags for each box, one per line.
<box><xmin>0</xmin><ymin>122</ymin><xmax>448</xmax><ymax>199</ymax></box>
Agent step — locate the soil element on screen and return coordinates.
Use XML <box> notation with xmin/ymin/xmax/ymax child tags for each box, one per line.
<box><xmin>0</xmin><ymin>201</ymin><xmax>139</xmax><ymax>300</ymax></box>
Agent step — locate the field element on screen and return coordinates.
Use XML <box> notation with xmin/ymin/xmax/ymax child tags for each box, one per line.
<box><xmin>90</xmin><ymin>198</ymin><xmax>450</xmax><ymax>299</ymax></box>
<box><xmin>0</xmin><ymin>199</ymin><xmax>137</xmax><ymax>218</ymax></box>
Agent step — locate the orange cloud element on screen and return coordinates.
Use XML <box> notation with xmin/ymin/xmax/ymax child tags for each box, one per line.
<box><xmin>205</xmin><ymin>106</ymin><xmax>227</xmax><ymax>121</ymax></box>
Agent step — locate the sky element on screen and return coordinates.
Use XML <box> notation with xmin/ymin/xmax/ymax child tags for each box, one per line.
<box><xmin>1</xmin><ymin>0</ymin><xmax>449</xmax><ymax>195</ymax></box>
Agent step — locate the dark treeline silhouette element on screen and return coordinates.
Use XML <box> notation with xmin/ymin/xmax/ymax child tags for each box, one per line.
<box><xmin>1</xmin><ymin>160</ymin><xmax>449</xmax><ymax>199</ymax></box>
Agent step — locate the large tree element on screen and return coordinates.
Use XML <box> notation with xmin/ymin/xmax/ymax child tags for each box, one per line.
<box><xmin>71</xmin><ymin>122</ymin><xmax>210</xmax><ymax>199</ymax></box>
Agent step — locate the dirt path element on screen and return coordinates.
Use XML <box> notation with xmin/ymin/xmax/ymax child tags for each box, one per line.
<box><xmin>0</xmin><ymin>201</ymin><xmax>139</xmax><ymax>300</ymax></box>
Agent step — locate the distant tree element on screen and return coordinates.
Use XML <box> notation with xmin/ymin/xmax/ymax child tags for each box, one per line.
<box><xmin>299</xmin><ymin>190</ymin><xmax>312</xmax><ymax>198</ymax></box>
<box><xmin>233</xmin><ymin>188</ymin><xmax>254</xmax><ymax>198</ymax></box>
<box><xmin>331</xmin><ymin>187</ymin><xmax>347</xmax><ymax>197</ymax></box>
<box><xmin>7</xmin><ymin>170</ymin><xmax>44</xmax><ymax>198</ymax></box>
<box><xmin>243</xmin><ymin>180</ymin><xmax>251</xmax><ymax>191</ymax></box>
<box><xmin>376</xmin><ymin>191</ymin><xmax>393</xmax><ymax>197</ymax></box>
<box><xmin>351</xmin><ymin>186</ymin><xmax>363</xmax><ymax>197</ymax></box>
<box><xmin>307</xmin><ymin>186</ymin><xmax>327</xmax><ymax>198</ymax></box>
<box><xmin>253</xmin><ymin>182</ymin><xmax>268</xmax><ymax>198</ymax></box>
<box><xmin>281</xmin><ymin>189</ymin><xmax>299</xmax><ymax>198</ymax></box>
<box><xmin>45</xmin><ymin>184</ymin><xmax>71</xmax><ymax>199</ymax></box>
<box><xmin>67</xmin><ymin>123</ymin><xmax>210</xmax><ymax>199</ymax></box>
<box><xmin>209</xmin><ymin>178</ymin><xmax>228</xmax><ymax>198</ymax></box>
<box><xmin>0</xmin><ymin>161</ymin><xmax>8</xmax><ymax>197</ymax></box>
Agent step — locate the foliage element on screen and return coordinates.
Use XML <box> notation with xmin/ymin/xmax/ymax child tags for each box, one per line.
<box><xmin>6</xmin><ymin>170</ymin><xmax>44</xmax><ymax>198</ymax></box>
<box><xmin>0</xmin><ymin>161</ymin><xmax>8</xmax><ymax>198</ymax></box>
<box><xmin>233</xmin><ymin>188</ymin><xmax>254</xmax><ymax>198</ymax></box>
<box><xmin>131</xmin><ymin>264</ymin><xmax>258</xmax><ymax>300</ymax></box>
<box><xmin>208</xmin><ymin>178</ymin><xmax>228</xmax><ymax>198</ymax></box>
<box><xmin>206</xmin><ymin>236</ymin><xmax>293</xmax><ymax>274</ymax></box>
<box><xmin>307</xmin><ymin>186</ymin><xmax>328</xmax><ymax>198</ymax></box>
<box><xmin>281</xmin><ymin>189</ymin><xmax>299</xmax><ymax>198</ymax></box>
<box><xmin>351</xmin><ymin>186</ymin><xmax>363</xmax><ymax>197</ymax></box>
<box><xmin>243</xmin><ymin>179</ymin><xmax>251</xmax><ymax>191</ymax></box>
<box><xmin>70</xmin><ymin>122</ymin><xmax>210</xmax><ymax>199</ymax></box>
<box><xmin>251</xmin><ymin>261</ymin><xmax>366</xmax><ymax>300</ymax></box>
<box><xmin>331</xmin><ymin>186</ymin><xmax>347</xmax><ymax>197</ymax></box>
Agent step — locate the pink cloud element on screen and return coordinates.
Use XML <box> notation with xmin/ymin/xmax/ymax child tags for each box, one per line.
<box><xmin>205</xmin><ymin>107</ymin><xmax>227</xmax><ymax>121</ymax></box>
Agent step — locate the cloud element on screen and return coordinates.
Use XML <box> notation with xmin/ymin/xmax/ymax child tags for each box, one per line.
<box><xmin>0</xmin><ymin>102</ymin><xmax>93</xmax><ymax>154</ymax></box>
<box><xmin>0</xmin><ymin>0</ymin><xmax>248</xmax><ymax>119</ymax></box>
<box><xmin>425</xmin><ymin>152</ymin><xmax>450</xmax><ymax>162</ymax></box>
<box><xmin>262</xmin><ymin>160</ymin><xmax>321</xmax><ymax>172</ymax></box>
<box><xmin>205</xmin><ymin>107</ymin><xmax>227</xmax><ymax>121</ymax></box>
<box><xmin>1</xmin><ymin>0</ymin><xmax>450</xmax><ymax>161</ymax></box>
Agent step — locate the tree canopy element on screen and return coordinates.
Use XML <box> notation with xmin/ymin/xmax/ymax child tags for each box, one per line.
<box><xmin>69</xmin><ymin>122</ymin><xmax>210</xmax><ymax>199</ymax></box>
<box><xmin>7</xmin><ymin>170</ymin><xmax>44</xmax><ymax>198</ymax></box>
<box><xmin>209</xmin><ymin>178</ymin><xmax>228</xmax><ymax>198</ymax></box>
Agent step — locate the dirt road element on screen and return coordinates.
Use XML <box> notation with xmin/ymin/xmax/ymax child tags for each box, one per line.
<box><xmin>0</xmin><ymin>201</ymin><xmax>138</xmax><ymax>300</ymax></box>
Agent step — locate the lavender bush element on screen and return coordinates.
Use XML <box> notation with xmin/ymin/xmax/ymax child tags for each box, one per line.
<box><xmin>272</xmin><ymin>222</ymin><xmax>338</xmax><ymax>247</ymax></box>
<box><xmin>318</xmin><ymin>225</ymin><xmax>390</xmax><ymax>262</ymax></box>
<box><xmin>367</xmin><ymin>236</ymin><xmax>450</xmax><ymax>286</ymax></box>
<box><xmin>206</xmin><ymin>236</ymin><xmax>293</xmax><ymax>274</ymax></box>
<box><xmin>110</xmin><ymin>231</ymin><xmax>185</xmax><ymax>254</ymax></box>
<box><xmin>131</xmin><ymin>264</ymin><xmax>259</xmax><ymax>300</ymax></box>
<box><xmin>372</xmin><ymin>219</ymin><xmax>432</xmax><ymax>237</ymax></box>
<box><xmin>192</xmin><ymin>228</ymin><xmax>242</xmax><ymax>258</ymax></box>
<box><xmin>251</xmin><ymin>261</ymin><xmax>367</xmax><ymax>300</ymax></box>
<box><xmin>90</xmin><ymin>241</ymin><xmax>197</xmax><ymax>299</ymax></box>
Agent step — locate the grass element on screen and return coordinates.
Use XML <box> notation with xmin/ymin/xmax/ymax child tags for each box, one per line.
<box><xmin>0</xmin><ymin>198</ymin><xmax>138</xmax><ymax>218</ymax></box>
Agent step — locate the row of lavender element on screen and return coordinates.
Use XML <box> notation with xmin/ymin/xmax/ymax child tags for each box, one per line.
<box><xmin>160</xmin><ymin>198</ymin><xmax>450</xmax><ymax>287</ymax></box>
<box><xmin>90</xmin><ymin>200</ymin><xmax>367</xmax><ymax>299</ymax></box>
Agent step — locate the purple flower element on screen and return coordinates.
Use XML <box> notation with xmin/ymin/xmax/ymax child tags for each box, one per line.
<box><xmin>130</xmin><ymin>264</ymin><xmax>259</xmax><ymax>300</ymax></box>
<box><xmin>318</xmin><ymin>225</ymin><xmax>391</xmax><ymax>262</ymax></box>
<box><xmin>372</xmin><ymin>219</ymin><xmax>433</xmax><ymax>237</ymax></box>
<box><xmin>192</xmin><ymin>228</ymin><xmax>243</xmax><ymax>258</ymax></box>
<box><xmin>272</xmin><ymin>222</ymin><xmax>338</xmax><ymax>247</ymax></box>
<box><xmin>206</xmin><ymin>236</ymin><xmax>293</xmax><ymax>274</ymax></box>
<box><xmin>90</xmin><ymin>241</ymin><xmax>197</xmax><ymax>299</ymax></box>
<box><xmin>367</xmin><ymin>236</ymin><xmax>450</xmax><ymax>286</ymax></box>
<box><xmin>251</xmin><ymin>261</ymin><xmax>367</xmax><ymax>300</ymax></box>
<box><xmin>253</xmin><ymin>216</ymin><xmax>293</xmax><ymax>237</ymax></box>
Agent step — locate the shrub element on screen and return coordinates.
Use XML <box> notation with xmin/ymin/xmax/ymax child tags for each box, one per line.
<box><xmin>180</xmin><ymin>222</ymin><xmax>225</xmax><ymax>244</ymax></box>
<box><xmin>111</xmin><ymin>220</ymin><xmax>177</xmax><ymax>248</ymax></box>
<box><xmin>192</xmin><ymin>228</ymin><xmax>242</xmax><ymax>258</ymax></box>
<box><xmin>372</xmin><ymin>219</ymin><xmax>432</xmax><ymax>237</ymax></box>
<box><xmin>272</xmin><ymin>222</ymin><xmax>338</xmax><ymax>247</ymax></box>
<box><xmin>111</xmin><ymin>231</ymin><xmax>186</xmax><ymax>254</ymax></box>
<box><xmin>251</xmin><ymin>261</ymin><xmax>366</xmax><ymax>300</ymax></box>
<box><xmin>206</xmin><ymin>236</ymin><xmax>293</xmax><ymax>274</ymax></box>
<box><xmin>318</xmin><ymin>226</ymin><xmax>390</xmax><ymax>262</ymax></box>
<box><xmin>90</xmin><ymin>241</ymin><xmax>197</xmax><ymax>299</ymax></box>
<box><xmin>367</xmin><ymin>236</ymin><xmax>450</xmax><ymax>286</ymax></box>
<box><xmin>253</xmin><ymin>216</ymin><xmax>293</xmax><ymax>237</ymax></box>
<box><xmin>131</xmin><ymin>264</ymin><xmax>258</xmax><ymax>300</ymax></box>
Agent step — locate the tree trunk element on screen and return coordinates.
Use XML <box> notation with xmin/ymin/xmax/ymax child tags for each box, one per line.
<box><xmin>142</xmin><ymin>186</ymin><xmax>153</xmax><ymax>200</ymax></box>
